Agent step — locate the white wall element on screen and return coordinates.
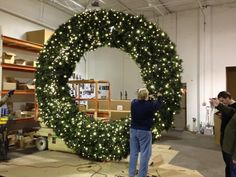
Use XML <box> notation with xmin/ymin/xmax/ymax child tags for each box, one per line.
<box><xmin>212</xmin><ymin>6</ymin><xmax>236</xmax><ymax>94</ymax></box>
<box><xmin>157</xmin><ymin>4</ymin><xmax>236</xmax><ymax>130</ymax></box>
<box><xmin>0</xmin><ymin>0</ymin><xmax>71</xmax><ymax>38</ymax></box>
<box><xmin>0</xmin><ymin>0</ymin><xmax>71</xmax><ymax>113</ymax></box>
<box><xmin>178</xmin><ymin>10</ymin><xmax>200</xmax><ymax>130</ymax></box>
<box><xmin>1</xmin><ymin>0</ymin><xmax>236</xmax><ymax>130</ymax></box>
<box><xmin>75</xmin><ymin>47</ymin><xmax>143</xmax><ymax>99</ymax></box>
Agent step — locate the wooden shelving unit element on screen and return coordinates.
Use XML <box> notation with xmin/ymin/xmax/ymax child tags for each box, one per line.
<box><xmin>1</xmin><ymin>63</ymin><xmax>36</xmax><ymax>72</ymax></box>
<box><xmin>0</xmin><ymin>35</ymin><xmax>41</xmax><ymax>130</ymax></box>
<box><xmin>1</xmin><ymin>90</ymin><xmax>35</xmax><ymax>95</ymax></box>
<box><xmin>2</xmin><ymin>35</ymin><xmax>43</xmax><ymax>53</ymax></box>
<box><xmin>1</xmin><ymin>35</ymin><xmax>40</xmax><ymax>97</ymax></box>
<box><xmin>68</xmin><ymin>80</ymin><xmax>111</xmax><ymax>120</ymax></box>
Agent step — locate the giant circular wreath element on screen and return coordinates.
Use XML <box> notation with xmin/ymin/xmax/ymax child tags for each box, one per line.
<box><xmin>36</xmin><ymin>9</ymin><xmax>182</xmax><ymax>161</ymax></box>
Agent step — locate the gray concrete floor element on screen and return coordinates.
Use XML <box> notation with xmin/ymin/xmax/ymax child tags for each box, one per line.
<box><xmin>158</xmin><ymin>130</ymin><xmax>224</xmax><ymax>177</ymax></box>
<box><xmin>0</xmin><ymin>130</ymin><xmax>224</xmax><ymax>177</ymax></box>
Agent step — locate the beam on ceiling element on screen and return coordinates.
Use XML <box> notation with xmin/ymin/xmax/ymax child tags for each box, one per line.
<box><xmin>68</xmin><ymin>0</ymin><xmax>85</xmax><ymax>9</ymax></box>
<box><xmin>138</xmin><ymin>0</ymin><xmax>196</xmax><ymax>10</ymax></box>
<box><xmin>196</xmin><ymin>0</ymin><xmax>205</xmax><ymax>16</ymax></box>
<box><xmin>196</xmin><ymin>0</ymin><xmax>206</xmax><ymax>33</ymax></box>
<box><xmin>0</xmin><ymin>7</ymin><xmax>56</xmax><ymax>30</ymax></box>
<box><xmin>42</xmin><ymin>0</ymin><xmax>74</xmax><ymax>15</ymax></box>
<box><xmin>144</xmin><ymin>0</ymin><xmax>165</xmax><ymax>16</ymax></box>
<box><xmin>49</xmin><ymin>0</ymin><xmax>85</xmax><ymax>13</ymax></box>
<box><xmin>50</xmin><ymin>0</ymin><xmax>77</xmax><ymax>12</ymax></box>
<box><xmin>153</xmin><ymin>6</ymin><xmax>164</xmax><ymax>16</ymax></box>
<box><xmin>155</xmin><ymin>0</ymin><xmax>172</xmax><ymax>14</ymax></box>
<box><xmin>116</xmin><ymin>0</ymin><xmax>136</xmax><ymax>14</ymax></box>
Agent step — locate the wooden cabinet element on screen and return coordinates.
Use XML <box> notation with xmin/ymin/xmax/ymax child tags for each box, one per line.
<box><xmin>0</xmin><ymin>35</ymin><xmax>42</xmax><ymax>128</ymax></box>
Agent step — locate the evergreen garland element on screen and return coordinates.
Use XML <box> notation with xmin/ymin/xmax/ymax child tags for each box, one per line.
<box><xmin>36</xmin><ymin>9</ymin><xmax>183</xmax><ymax>161</ymax></box>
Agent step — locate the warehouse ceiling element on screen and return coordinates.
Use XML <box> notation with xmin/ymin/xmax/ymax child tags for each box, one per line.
<box><xmin>45</xmin><ymin>0</ymin><xmax>236</xmax><ymax>19</ymax></box>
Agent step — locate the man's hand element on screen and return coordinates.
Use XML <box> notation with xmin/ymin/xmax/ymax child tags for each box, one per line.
<box><xmin>209</xmin><ymin>98</ymin><xmax>220</xmax><ymax>107</ymax></box>
<box><xmin>148</xmin><ymin>95</ymin><xmax>155</xmax><ymax>101</ymax></box>
<box><xmin>233</xmin><ymin>160</ymin><xmax>236</xmax><ymax>164</ymax></box>
<box><xmin>8</xmin><ymin>90</ymin><xmax>15</xmax><ymax>97</ymax></box>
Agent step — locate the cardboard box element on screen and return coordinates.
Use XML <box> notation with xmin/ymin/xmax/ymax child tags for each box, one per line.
<box><xmin>5</xmin><ymin>77</ymin><xmax>16</xmax><ymax>82</ymax></box>
<box><xmin>3</xmin><ymin>82</ymin><xmax>16</xmax><ymax>90</ymax></box>
<box><xmin>78</xmin><ymin>104</ymin><xmax>86</xmax><ymax>111</ymax></box>
<box><xmin>25</xmin><ymin>103</ymin><xmax>35</xmax><ymax>111</ymax></box>
<box><xmin>25</xmin><ymin>60</ymin><xmax>36</xmax><ymax>67</ymax></box>
<box><xmin>2</xmin><ymin>52</ymin><xmax>15</xmax><ymax>64</ymax></box>
<box><xmin>204</xmin><ymin>126</ymin><xmax>214</xmax><ymax>135</ymax></box>
<box><xmin>15</xmin><ymin>110</ymin><xmax>34</xmax><ymax>118</ymax></box>
<box><xmin>98</xmin><ymin>100</ymin><xmax>108</xmax><ymax>109</ymax></box>
<box><xmin>14</xmin><ymin>59</ymin><xmax>26</xmax><ymax>65</ymax></box>
<box><xmin>17</xmin><ymin>83</ymin><xmax>28</xmax><ymax>90</ymax></box>
<box><xmin>214</xmin><ymin>112</ymin><xmax>221</xmax><ymax>145</ymax></box>
<box><xmin>26</xmin><ymin>29</ymin><xmax>54</xmax><ymax>44</ymax></box>
<box><xmin>117</xmin><ymin>105</ymin><xmax>123</xmax><ymax>111</ymax></box>
<box><xmin>111</xmin><ymin>100</ymin><xmax>131</xmax><ymax>110</ymax></box>
<box><xmin>3</xmin><ymin>77</ymin><xmax>17</xmax><ymax>90</ymax></box>
<box><xmin>88</xmin><ymin>100</ymin><xmax>96</xmax><ymax>109</ymax></box>
<box><xmin>110</xmin><ymin>110</ymin><xmax>130</xmax><ymax>121</ymax></box>
<box><xmin>26</xmin><ymin>84</ymin><xmax>35</xmax><ymax>90</ymax></box>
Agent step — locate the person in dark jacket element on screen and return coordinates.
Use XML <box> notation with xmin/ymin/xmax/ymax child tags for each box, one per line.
<box><xmin>129</xmin><ymin>88</ymin><xmax>162</xmax><ymax>177</ymax></box>
<box><xmin>0</xmin><ymin>90</ymin><xmax>15</xmax><ymax>161</ymax></box>
<box><xmin>217</xmin><ymin>91</ymin><xmax>236</xmax><ymax>177</ymax></box>
<box><xmin>224</xmin><ymin>113</ymin><xmax>236</xmax><ymax>177</ymax></box>
<box><xmin>210</xmin><ymin>98</ymin><xmax>236</xmax><ymax>177</ymax></box>
<box><xmin>0</xmin><ymin>90</ymin><xmax>15</xmax><ymax>107</ymax></box>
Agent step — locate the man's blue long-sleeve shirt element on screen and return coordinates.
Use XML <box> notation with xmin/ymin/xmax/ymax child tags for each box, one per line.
<box><xmin>130</xmin><ymin>98</ymin><xmax>162</xmax><ymax>131</ymax></box>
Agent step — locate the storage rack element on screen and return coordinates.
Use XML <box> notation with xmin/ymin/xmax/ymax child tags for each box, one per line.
<box><xmin>0</xmin><ymin>35</ymin><xmax>42</xmax><ymax>147</ymax></box>
<box><xmin>68</xmin><ymin>80</ymin><xmax>111</xmax><ymax>121</ymax></box>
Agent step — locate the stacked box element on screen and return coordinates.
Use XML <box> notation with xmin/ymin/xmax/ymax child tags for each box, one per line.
<box><xmin>2</xmin><ymin>52</ymin><xmax>15</xmax><ymax>64</ymax></box>
<box><xmin>26</xmin><ymin>29</ymin><xmax>54</xmax><ymax>44</ymax></box>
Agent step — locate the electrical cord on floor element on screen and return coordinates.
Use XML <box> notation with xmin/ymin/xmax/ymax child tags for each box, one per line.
<box><xmin>90</xmin><ymin>164</ymin><xmax>107</xmax><ymax>177</ymax></box>
<box><xmin>1</xmin><ymin>161</ymin><xmax>111</xmax><ymax>177</ymax></box>
<box><xmin>1</xmin><ymin>161</ymin><xmax>110</xmax><ymax>177</ymax></box>
<box><xmin>0</xmin><ymin>162</ymin><xmax>96</xmax><ymax>169</ymax></box>
<box><xmin>76</xmin><ymin>163</ymin><xmax>107</xmax><ymax>177</ymax></box>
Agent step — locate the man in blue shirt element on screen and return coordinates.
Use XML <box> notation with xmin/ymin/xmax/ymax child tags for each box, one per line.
<box><xmin>129</xmin><ymin>88</ymin><xmax>162</xmax><ymax>177</ymax></box>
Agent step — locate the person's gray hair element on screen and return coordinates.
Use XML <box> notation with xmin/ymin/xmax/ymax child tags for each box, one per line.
<box><xmin>137</xmin><ymin>88</ymin><xmax>149</xmax><ymax>100</ymax></box>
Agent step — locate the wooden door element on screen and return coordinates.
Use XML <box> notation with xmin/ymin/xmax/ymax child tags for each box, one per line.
<box><xmin>226</xmin><ymin>67</ymin><xmax>236</xmax><ymax>99</ymax></box>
